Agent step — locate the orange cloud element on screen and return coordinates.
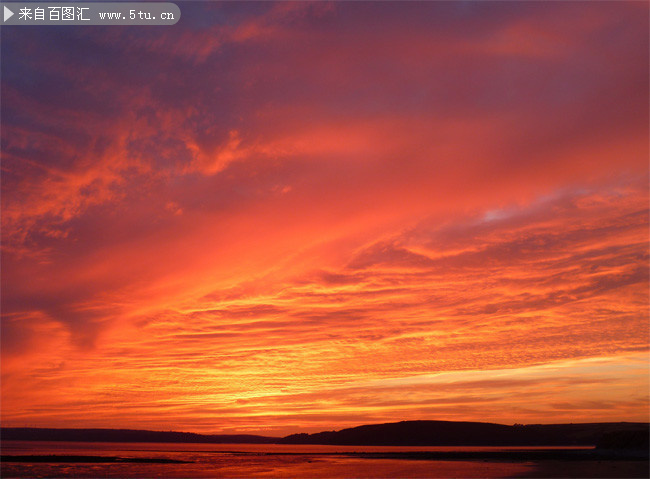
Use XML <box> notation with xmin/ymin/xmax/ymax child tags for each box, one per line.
<box><xmin>1</xmin><ymin>1</ymin><xmax>647</xmax><ymax>435</ymax></box>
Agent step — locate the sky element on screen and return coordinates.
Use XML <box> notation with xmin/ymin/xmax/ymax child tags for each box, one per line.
<box><xmin>1</xmin><ymin>1</ymin><xmax>648</xmax><ymax>437</ymax></box>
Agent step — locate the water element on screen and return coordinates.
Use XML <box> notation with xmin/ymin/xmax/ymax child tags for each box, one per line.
<box><xmin>0</xmin><ymin>441</ymin><xmax>629</xmax><ymax>478</ymax></box>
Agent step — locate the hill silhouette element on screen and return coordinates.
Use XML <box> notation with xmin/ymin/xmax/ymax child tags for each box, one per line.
<box><xmin>3</xmin><ymin>421</ymin><xmax>648</xmax><ymax>447</ymax></box>
<box><xmin>1</xmin><ymin>428</ymin><xmax>276</xmax><ymax>444</ymax></box>
<box><xmin>279</xmin><ymin>420</ymin><xmax>649</xmax><ymax>446</ymax></box>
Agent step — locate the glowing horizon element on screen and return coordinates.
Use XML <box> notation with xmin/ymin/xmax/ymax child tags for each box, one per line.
<box><xmin>1</xmin><ymin>1</ymin><xmax>648</xmax><ymax>437</ymax></box>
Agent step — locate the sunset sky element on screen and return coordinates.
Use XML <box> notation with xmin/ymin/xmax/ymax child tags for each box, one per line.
<box><xmin>1</xmin><ymin>1</ymin><xmax>648</xmax><ymax>436</ymax></box>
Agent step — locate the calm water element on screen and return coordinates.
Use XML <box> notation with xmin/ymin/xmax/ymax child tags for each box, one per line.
<box><xmin>0</xmin><ymin>441</ymin><xmax>621</xmax><ymax>478</ymax></box>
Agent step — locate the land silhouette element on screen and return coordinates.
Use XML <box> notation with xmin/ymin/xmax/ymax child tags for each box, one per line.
<box><xmin>3</xmin><ymin>421</ymin><xmax>648</xmax><ymax>478</ymax></box>
<box><xmin>3</xmin><ymin>420</ymin><xmax>648</xmax><ymax>449</ymax></box>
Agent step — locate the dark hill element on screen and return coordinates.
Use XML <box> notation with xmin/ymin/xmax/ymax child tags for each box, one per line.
<box><xmin>596</xmin><ymin>429</ymin><xmax>650</xmax><ymax>451</ymax></box>
<box><xmin>1</xmin><ymin>428</ymin><xmax>276</xmax><ymax>444</ymax></box>
<box><xmin>280</xmin><ymin>420</ymin><xmax>650</xmax><ymax>446</ymax></box>
<box><xmin>3</xmin><ymin>421</ymin><xmax>648</xmax><ymax>447</ymax></box>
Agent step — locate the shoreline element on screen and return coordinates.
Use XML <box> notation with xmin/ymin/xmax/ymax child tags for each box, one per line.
<box><xmin>3</xmin><ymin>448</ymin><xmax>648</xmax><ymax>463</ymax></box>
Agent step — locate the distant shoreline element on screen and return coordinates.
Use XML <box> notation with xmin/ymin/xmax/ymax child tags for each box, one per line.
<box><xmin>2</xmin><ymin>448</ymin><xmax>649</xmax><ymax>464</ymax></box>
<box><xmin>2</xmin><ymin>420</ymin><xmax>648</xmax><ymax>449</ymax></box>
<box><xmin>1</xmin><ymin>455</ymin><xmax>190</xmax><ymax>464</ymax></box>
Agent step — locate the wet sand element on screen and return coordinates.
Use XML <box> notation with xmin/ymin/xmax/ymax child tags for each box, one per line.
<box><xmin>2</xmin><ymin>447</ymin><xmax>647</xmax><ymax>478</ymax></box>
<box><xmin>511</xmin><ymin>460</ymin><xmax>649</xmax><ymax>478</ymax></box>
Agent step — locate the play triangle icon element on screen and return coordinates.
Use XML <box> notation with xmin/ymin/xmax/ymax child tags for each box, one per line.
<box><xmin>4</xmin><ymin>5</ymin><xmax>14</xmax><ymax>22</ymax></box>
